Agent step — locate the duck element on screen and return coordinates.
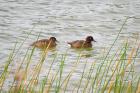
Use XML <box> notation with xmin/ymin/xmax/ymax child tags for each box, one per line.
<box><xmin>31</xmin><ymin>37</ymin><xmax>57</xmax><ymax>49</ymax></box>
<box><xmin>67</xmin><ymin>36</ymin><xmax>96</xmax><ymax>48</ymax></box>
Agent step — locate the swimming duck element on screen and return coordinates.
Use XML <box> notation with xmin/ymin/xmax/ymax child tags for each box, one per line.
<box><xmin>31</xmin><ymin>37</ymin><xmax>57</xmax><ymax>49</ymax></box>
<box><xmin>67</xmin><ymin>36</ymin><xmax>96</xmax><ymax>48</ymax></box>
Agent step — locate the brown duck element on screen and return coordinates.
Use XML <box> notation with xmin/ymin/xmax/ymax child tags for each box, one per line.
<box><xmin>67</xmin><ymin>36</ymin><xmax>96</xmax><ymax>48</ymax></box>
<box><xmin>31</xmin><ymin>37</ymin><xmax>57</xmax><ymax>49</ymax></box>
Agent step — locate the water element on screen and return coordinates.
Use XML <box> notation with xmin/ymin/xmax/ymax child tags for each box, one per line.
<box><xmin>0</xmin><ymin>0</ymin><xmax>140</xmax><ymax>92</ymax></box>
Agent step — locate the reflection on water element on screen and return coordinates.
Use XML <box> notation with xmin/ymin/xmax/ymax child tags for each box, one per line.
<box><xmin>0</xmin><ymin>0</ymin><xmax>140</xmax><ymax>92</ymax></box>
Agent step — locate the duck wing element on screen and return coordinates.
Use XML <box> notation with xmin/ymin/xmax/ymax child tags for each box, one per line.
<box><xmin>31</xmin><ymin>39</ymin><xmax>49</xmax><ymax>46</ymax></box>
<box><xmin>67</xmin><ymin>40</ymin><xmax>81</xmax><ymax>45</ymax></box>
<box><xmin>68</xmin><ymin>40</ymin><xmax>85</xmax><ymax>48</ymax></box>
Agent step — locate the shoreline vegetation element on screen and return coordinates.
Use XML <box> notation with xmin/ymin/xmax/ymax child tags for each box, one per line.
<box><xmin>0</xmin><ymin>17</ymin><xmax>140</xmax><ymax>93</ymax></box>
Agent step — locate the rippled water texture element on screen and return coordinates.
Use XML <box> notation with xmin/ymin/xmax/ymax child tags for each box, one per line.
<box><xmin>0</xmin><ymin>0</ymin><xmax>140</xmax><ymax>92</ymax></box>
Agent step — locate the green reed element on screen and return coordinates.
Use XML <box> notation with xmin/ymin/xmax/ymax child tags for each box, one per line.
<box><xmin>0</xmin><ymin>17</ymin><xmax>140</xmax><ymax>93</ymax></box>
<box><xmin>0</xmin><ymin>42</ymin><xmax>17</xmax><ymax>90</ymax></box>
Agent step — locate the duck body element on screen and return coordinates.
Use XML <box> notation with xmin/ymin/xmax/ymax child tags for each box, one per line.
<box><xmin>68</xmin><ymin>40</ymin><xmax>92</xmax><ymax>48</ymax></box>
<box><xmin>68</xmin><ymin>36</ymin><xmax>96</xmax><ymax>49</ymax></box>
<box><xmin>31</xmin><ymin>37</ymin><xmax>57</xmax><ymax>49</ymax></box>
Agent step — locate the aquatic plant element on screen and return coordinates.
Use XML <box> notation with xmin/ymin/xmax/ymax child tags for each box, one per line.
<box><xmin>0</xmin><ymin>17</ymin><xmax>140</xmax><ymax>93</ymax></box>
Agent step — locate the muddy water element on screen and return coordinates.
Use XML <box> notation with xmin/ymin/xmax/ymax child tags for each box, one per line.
<box><xmin>0</xmin><ymin>0</ymin><xmax>140</xmax><ymax>92</ymax></box>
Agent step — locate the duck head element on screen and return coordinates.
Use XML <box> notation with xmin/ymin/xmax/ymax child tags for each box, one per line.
<box><xmin>86</xmin><ymin>36</ymin><xmax>96</xmax><ymax>42</ymax></box>
<box><xmin>49</xmin><ymin>37</ymin><xmax>58</xmax><ymax>42</ymax></box>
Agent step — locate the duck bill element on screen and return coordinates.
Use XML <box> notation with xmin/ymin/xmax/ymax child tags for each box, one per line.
<box><xmin>56</xmin><ymin>40</ymin><xmax>59</xmax><ymax>43</ymax></box>
<box><xmin>93</xmin><ymin>40</ymin><xmax>96</xmax><ymax>42</ymax></box>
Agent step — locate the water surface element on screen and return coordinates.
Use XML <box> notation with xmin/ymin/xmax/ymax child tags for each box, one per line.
<box><xmin>0</xmin><ymin>0</ymin><xmax>140</xmax><ymax>92</ymax></box>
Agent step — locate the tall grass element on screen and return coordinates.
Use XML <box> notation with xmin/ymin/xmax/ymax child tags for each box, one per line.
<box><xmin>0</xmin><ymin>17</ymin><xmax>140</xmax><ymax>93</ymax></box>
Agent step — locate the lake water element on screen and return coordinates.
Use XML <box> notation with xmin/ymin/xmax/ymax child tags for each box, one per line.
<box><xmin>0</xmin><ymin>0</ymin><xmax>140</xmax><ymax>92</ymax></box>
